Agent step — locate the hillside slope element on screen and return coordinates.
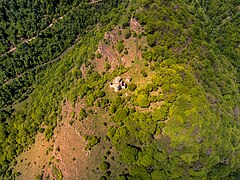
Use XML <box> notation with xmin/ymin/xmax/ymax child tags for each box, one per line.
<box><xmin>0</xmin><ymin>0</ymin><xmax>239</xmax><ymax>179</ymax></box>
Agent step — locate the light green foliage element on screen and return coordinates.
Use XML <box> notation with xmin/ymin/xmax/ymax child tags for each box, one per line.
<box><xmin>104</xmin><ymin>63</ymin><xmax>111</xmax><ymax>71</ymax></box>
<box><xmin>45</xmin><ymin>127</ymin><xmax>54</xmax><ymax>141</ymax></box>
<box><xmin>129</xmin><ymin>165</ymin><xmax>151</xmax><ymax>179</ymax></box>
<box><xmin>86</xmin><ymin>136</ymin><xmax>100</xmax><ymax>149</ymax></box>
<box><xmin>52</xmin><ymin>164</ymin><xmax>63</xmax><ymax>180</ymax></box>
<box><xmin>114</xmin><ymin>108</ymin><xmax>128</xmax><ymax>122</ymax></box>
<box><xmin>138</xmin><ymin>130</ymin><xmax>153</xmax><ymax>144</ymax></box>
<box><xmin>123</xmin><ymin>29</ymin><xmax>131</xmax><ymax>39</ymax></box>
<box><xmin>78</xmin><ymin>109</ymin><xmax>87</xmax><ymax>121</ymax></box>
<box><xmin>151</xmin><ymin>170</ymin><xmax>167</xmax><ymax>179</ymax></box>
<box><xmin>121</xmin><ymin>146</ymin><xmax>138</xmax><ymax>164</ymax></box>
<box><xmin>100</xmin><ymin>161</ymin><xmax>110</xmax><ymax>171</ymax></box>
<box><xmin>109</xmin><ymin>104</ymin><xmax>117</xmax><ymax>114</ymax></box>
<box><xmin>116</xmin><ymin>40</ymin><xmax>124</xmax><ymax>53</ymax></box>
<box><xmin>140</xmin><ymin>70</ymin><xmax>147</xmax><ymax>77</ymax></box>
<box><xmin>135</xmin><ymin>93</ymin><xmax>150</xmax><ymax>108</ymax></box>
<box><xmin>128</xmin><ymin>83</ymin><xmax>137</xmax><ymax>91</ymax></box>
<box><xmin>1</xmin><ymin>0</ymin><xmax>239</xmax><ymax>179</ymax></box>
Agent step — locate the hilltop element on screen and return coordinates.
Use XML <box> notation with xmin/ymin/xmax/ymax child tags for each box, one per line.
<box><xmin>0</xmin><ymin>0</ymin><xmax>239</xmax><ymax>179</ymax></box>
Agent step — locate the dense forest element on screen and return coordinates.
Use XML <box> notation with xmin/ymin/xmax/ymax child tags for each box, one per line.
<box><xmin>0</xmin><ymin>0</ymin><xmax>239</xmax><ymax>179</ymax></box>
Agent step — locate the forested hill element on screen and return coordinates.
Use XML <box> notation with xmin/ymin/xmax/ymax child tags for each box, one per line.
<box><xmin>0</xmin><ymin>0</ymin><xmax>240</xmax><ymax>179</ymax></box>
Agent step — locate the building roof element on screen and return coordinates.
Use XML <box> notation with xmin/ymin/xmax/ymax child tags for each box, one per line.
<box><xmin>114</xmin><ymin>76</ymin><xmax>122</xmax><ymax>83</ymax></box>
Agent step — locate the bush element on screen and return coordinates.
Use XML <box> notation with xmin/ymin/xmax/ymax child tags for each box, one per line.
<box><xmin>96</xmin><ymin>53</ymin><xmax>102</xmax><ymax>58</ymax></box>
<box><xmin>122</xmin><ymin>16</ymin><xmax>130</xmax><ymax>28</ymax></box>
<box><xmin>136</xmin><ymin>93</ymin><xmax>150</xmax><ymax>108</ymax></box>
<box><xmin>78</xmin><ymin>109</ymin><xmax>87</xmax><ymax>121</ymax></box>
<box><xmin>121</xmin><ymin>146</ymin><xmax>138</xmax><ymax>164</ymax></box>
<box><xmin>141</xmin><ymin>70</ymin><xmax>147</xmax><ymax>77</ymax></box>
<box><xmin>114</xmin><ymin>108</ymin><xmax>128</xmax><ymax>122</ymax></box>
<box><xmin>116</xmin><ymin>41</ymin><xmax>124</xmax><ymax>53</ymax></box>
<box><xmin>104</xmin><ymin>63</ymin><xmax>111</xmax><ymax>71</ymax></box>
<box><xmin>39</xmin><ymin>128</ymin><xmax>45</xmax><ymax>133</ymax></box>
<box><xmin>86</xmin><ymin>136</ymin><xmax>100</xmax><ymax>149</ymax></box>
<box><xmin>124</xmin><ymin>50</ymin><xmax>129</xmax><ymax>55</ymax></box>
<box><xmin>128</xmin><ymin>83</ymin><xmax>137</xmax><ymax>91</ymax></box>
<box><xmin>95</xmin><ymin>101</ymin><xmax>100</xmax><ymax>107</ymax></box>
<box><xmin>109</xmin><ymin>105</ymin><xmax>117</xmax><ymax>114</ymax></box>
<box><xmin>133</xmin><ymin>31</ymin><xmax>137</xmax><ymax>37</ymax></box>
<box><xmin>96</xmin><ymin>90</ymin><xmax>106</xmax><ymax>98</ymax></box>
<box><xmin>124</xmin><ymin>29</ymin><xmax>131</xmax><ymax>39</ymax></box>
<box><xmin>99</xmin><ymin>176</ymin><xmax>107</xmax><ymax>180</ymax></box>
<box><xmin>100</xmin><ymin>161</ymin><xmax>110</xmax><ymax>171</ymax></box>
<box><xmin>89</xmin><ymin>53</ymin><xmax>95</xmax><ymax>60</ymax></box>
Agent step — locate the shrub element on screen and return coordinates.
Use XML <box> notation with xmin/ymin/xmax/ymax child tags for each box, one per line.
<box><xmin>136</xmin><ymin>93</ymin><xmax>150</xmax><ymax>108</ymax></box>
<box><xmin>109</xmin><ymin>105</ymin><xmax>117</xmax><ymax>114</ymax></box>
<box><xmin>103</xmin><ymin>38</ymin><xmax>109</xmax><ymax>44</ymax></box>
<box><xmin>96</xmin><ymin>53</ymin><xmax>102</xmax><ymax>58</ymax></box>
<box><xmin>116</xmin><ymin>41</ymin><xmax>124</xmax><ymax>53</ymax></box>
<box><xmin>78</xmin><ymin>109</ymin><xmax>87</xmax><ymax>121</ymax></box>
<box><xmin>86</xmin><ymin>136</ymin><xmax>100</xmax><ymax>149</ymax></box>
<box><xmin>121</xmin><ymin>146</ymin><xmax>138</xmax><ymax>164</ymax></box>
<box><xmin>104</xmin><ymin>63</ymin><xmax>111</xmax><ymax>71</ymax></box>
<box><xmin>124</xmin><ymin>50</ymin><xmax>129</xmax><ymax>55</ymax></box>
<box><xmin>100</xmin><ymin>161</ymin><xmax>110</xmax><ymax>171</ymax></box>
<box><xmin>114</xmin><ymin>108</ymin><xmax>128</xmax><ymax>122</ymax></box>
<box><xmin>89</xmin><ymin>53</ymin><xmax>95</xmax><ymax>60</ymax></box>
<box><xmin>133</xmin><ymin>31</ymin><xmax>137</xmax><ymax>37</ymax></box>
<box><xmin>95</xmin><ymin>101</ymin><xmax>100</xmax><ymax>107</ymax></box>
<box><xmin>128</xmin><ymin>83</ymin><xmax>137</xmax><ymax>91</ymax></box>
<box><xmin>122</xmin><ymin>16</ymin><xmax>130</xmax><ymax>28</ymax></box>
<box><xmin>99</xmin><ymin>176</ymin><xmax>107</xmax><ymax>180</ymax></box>
<box><xmin>124</xmin><ymin>29</ymin><xmax>131</xmax><ymax>39</ymax></box>
<box><xmin>96</xmin><ymin>90</ymin><xmax>106</xmax><ymax>98</ymax></box>
<box><xmin>138</xmin><ymin>33</ymin><xmax>143</xmax><ymax>39</ymax></box>
<box><xmin>141</xmin><ymin>70</ymin><xmax>147</xmax><ymax>77</ymax></box>
<box><xmin>39</xmin><ymin>128</ymin><xmax>45</xmax><ymax>133</ymax></box>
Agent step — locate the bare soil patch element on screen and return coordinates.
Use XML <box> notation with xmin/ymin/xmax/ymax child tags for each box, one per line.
<box><xmin>14</xmin><ymin>133</ymin><xmax>53</xmax><ymax>180</ymax></box>
<box><xmin>93</xmin><ymin>19</ymin><xmax>144</xmax><ymax>74</ymax></box>
<box><xmin>80</xmin><ymin>63</ymin><xmax>87</xmax><ymax>79</ymax></box>
<box><xmin>130</xmin><ymin>18</ymin><xmax>143</xmax><ymax>34</ymax></box>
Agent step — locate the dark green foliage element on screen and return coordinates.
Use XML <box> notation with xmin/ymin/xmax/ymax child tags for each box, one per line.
<box><xmin>121</xmin><ymin>16</ymin><xmax>130</xmax><ymax>29</ymax></box>
<box><xmin>96</xmin><ymin>53</ymin><xmax>102</xmax><ymax>59</ymax></box>
<box><xmin>99</xmin><ymin>176</ymin><xmax>107</xmax><ymax>180</ymax></box>
<box><xmin>133</xmin><ymin>31</ymin><xmax>137</xmax><ymax>37</ymax></box>
<box><xmin>123</xmin><ymin>50</ymin><xmax>129</xmax><ymax>55</ymax></box>
<box><xmin>128</xmin><ymin>83</ymin><xmax>137</xmax><ymax>91</ymax></box>
<box><xmin>123</xmin><ymin>29</ymin><xmax>131</xmax><ymax>39</ymax></box>
<box><xmin>39</xmin><ymin>128</ymin><xmax>45</xmax><ymax>133</ymax></box>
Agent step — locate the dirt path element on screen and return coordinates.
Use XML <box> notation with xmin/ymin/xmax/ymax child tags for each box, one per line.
<box><xmin>1</xmin><ymin>0</ymin><xmax>103</xmax><ymax>57</ymax></box>
<box><xmin>1</xmin><ymin>15</ymin><xmax>65</xmax><ymax>58</ymax></box>
<box><xmin>1</xmin><ymin>36</ymin><xmax>81</xmax><ymax>88</ymax></box>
